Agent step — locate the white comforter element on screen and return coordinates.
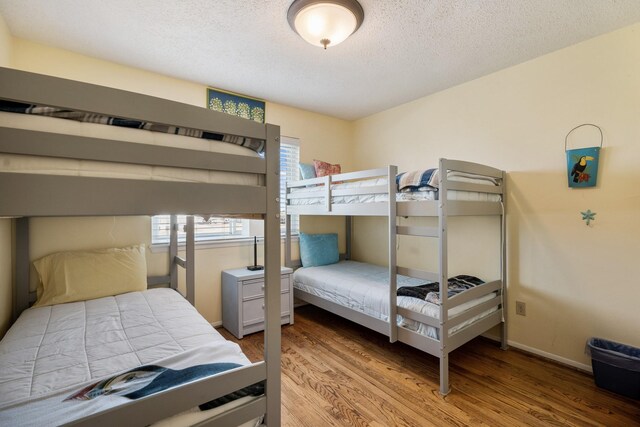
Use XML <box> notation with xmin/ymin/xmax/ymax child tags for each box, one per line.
<box><xmin>293</xmin><ymin>261</ymin><xmax>497</xmax><ymax>339</ymax></box>
<box><xmin>0</xmin><ymin>288</ymin><xmax>255</xmax><ymax>426</ymax></box>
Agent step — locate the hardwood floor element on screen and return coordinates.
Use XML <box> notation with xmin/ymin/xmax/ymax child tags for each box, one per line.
<box><xmin>219</xmin><ymin>305</ymin><xmax>640</xmax><ymax>426</ymax></box>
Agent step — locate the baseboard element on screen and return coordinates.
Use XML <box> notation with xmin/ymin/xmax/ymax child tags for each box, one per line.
<box><xmin>210</xmin><ymin>321</ymin><xmax>222</xmax><ymax>328</ymax></box>
<box><xmin>483</xmin><ymin>333</ymin><xmax>593</xmax><ymax>373</ymax></box>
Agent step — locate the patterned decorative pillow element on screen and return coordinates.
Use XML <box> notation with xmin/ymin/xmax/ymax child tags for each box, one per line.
<box><xmin>313</xmin><ymin>159</ymin><xmax>341</xmax><ymax>177</ymax></box>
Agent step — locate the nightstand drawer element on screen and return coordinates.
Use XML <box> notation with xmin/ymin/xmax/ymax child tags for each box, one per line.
<box><xmin>243</xmin><ymin>292</ymin><xmax>291</xmax><ymax>327</ymax></box>
<box><xmin>243</xmin><ymin>276</ymin><xmax>290</xmax><ymax>299</ymax></box>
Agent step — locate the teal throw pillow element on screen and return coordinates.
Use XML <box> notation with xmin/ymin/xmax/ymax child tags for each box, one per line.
<box><xmin>299</xmin><ymin>233</ymin><xmax>339</xmax><ymax>267</ymax></box>
<box><xmin>299</xmin><ymin>163</ymin><xmax>317</xmax><ymax>180</ymax></box>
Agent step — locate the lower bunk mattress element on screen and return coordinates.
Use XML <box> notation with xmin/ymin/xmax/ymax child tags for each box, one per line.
<box><xmin>0</xmin><ymin>288</ymin><xmax>262</xmax><ymax>426</ymax></box>
<box><xmin>293</xmin><ymin>260</ymin><xmax>498</xmax><ymax>339</ymax></box>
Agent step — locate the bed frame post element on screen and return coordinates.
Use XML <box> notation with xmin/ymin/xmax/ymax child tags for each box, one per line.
<box><xmin>263</xmin><ymin>123</ymin><xmax>281</xmax><ymax>426</ymax></box>
<box><xmin>438</xmin><ymin>159</ymin><xmax>451</xmax><ymax>395</ymax></box>
<box><xmin>169</xmin><ymin>215</ymin><xmax>178</xmax><ymax>291</ymax></box>
<box><xmin>185</xmin><ymin>215</ymin><xmax>195</xmax><ymax>305</ymax></box>
<box><xmin>13</xmin><ymin>217</ymin><xmax>30</xmax><ymax>322</ymax></box>
<box><xmin>500</xmin><ymin>171</ymin><xmax>508</xmax><ymax>351</ymax></box>
<box><xmin>285</xmin><ymin>213</ymin><xmax>292</xmax><ymax>268</ymax></box>
<box><xmin>388</xmin><ymin>165</ymin><xmax>398</xmax><ymax>343</ymax></box>
<box><xmin>345</xmin><ymin>216</ymin><xmax>352</xmax><ymax>260</ymax></box>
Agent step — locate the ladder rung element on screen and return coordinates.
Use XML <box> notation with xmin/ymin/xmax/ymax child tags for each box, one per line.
<box><xmin>396</xmin><ymin>225</ymin><xmax>438</xmax><ymax>237</ymax></box>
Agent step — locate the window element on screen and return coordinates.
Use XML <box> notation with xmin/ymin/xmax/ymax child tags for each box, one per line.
<box><xmin>151</xmin><ymin>215</ymin><xmax>245</xmax><ymax>244</ymax></box>
<box><xmin>151</xmin><ymin>136</ymin><xmax>300</xmax><ymax>245</ymax></box>
<box><xmin>280</xmin><ymin>136</ymin><xmax>300</xmax><ymax>236</ymax></box>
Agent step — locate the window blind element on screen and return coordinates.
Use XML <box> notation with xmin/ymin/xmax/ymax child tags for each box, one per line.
<box><xmin>280</xmin><ymin>136</ymin><xmax>300</xmax><ymax>236</ymax></box>
<box><xmin>151</xmin><ymin>215</ymin><xmax>244</xmax><ymax>244</ymax></box>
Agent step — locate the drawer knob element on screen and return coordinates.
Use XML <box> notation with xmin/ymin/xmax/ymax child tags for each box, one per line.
<box><xmin>261</xmin><ymin>285</ymin><xmax>265</xmax><ymax>290</ymax></box>
<box><xmin>262</xmin><ymin>304</ymin><xmax>265</xmax><ymax>309</ymax></box>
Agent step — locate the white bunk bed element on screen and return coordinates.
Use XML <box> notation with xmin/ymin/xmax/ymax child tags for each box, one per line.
<box><xmin>285</xmin><ymin>160</ymin><xmax>507</xmax><ymax>395</ymax></box>
<box><xmin>0</xmin><ymin>67</ymin><xmax>282</xmax><ymax>426</ymax></box>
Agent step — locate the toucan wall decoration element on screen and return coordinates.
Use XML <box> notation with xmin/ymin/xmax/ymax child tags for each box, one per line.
<box><xmin>565</xmin><ymin>124</ymin><xmax>603</xmax><ymax>188</ymax></box>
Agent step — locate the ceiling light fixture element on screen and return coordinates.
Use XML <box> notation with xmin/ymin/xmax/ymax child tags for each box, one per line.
<box><xmin>287</xmin><ymin>0</ymin><xmax>364</xmax><ymax>50</ymax></box>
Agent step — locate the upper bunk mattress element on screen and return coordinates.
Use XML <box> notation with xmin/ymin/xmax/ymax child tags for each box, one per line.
<box><xmin>288</xmin><ymin>175</ymin><xmax>501</xmax><ymax>206</ymax></box>
<box><xmin>293</xmin><ymin>260</ymin><xmax>498</xmax><ymax>339</ymax></box>
<box><xmin>0</xmin><ymin>110</ymin><xmax>262</xmax><ymax>186</ymax></box>
<box><xmin>0</xmin><ymin>288</ymin><xmax>256</xmax><ymax>425</ymax></box>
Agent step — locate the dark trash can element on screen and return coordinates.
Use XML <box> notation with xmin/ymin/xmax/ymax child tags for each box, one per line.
<box><xmin>587</xmin><ymin>337</ymin><xmax>640</xmax><ymax>399</ymax></box>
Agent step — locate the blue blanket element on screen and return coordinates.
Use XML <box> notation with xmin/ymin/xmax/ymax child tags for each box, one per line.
<box><xmin>396</xmin><ymin>168</ymin><xmax>438</xmax><ymax>192</ymax></box>
<box><xmin>0</xmin><ymin>100</ymin><xmax>265</xmax><ymax>154</ymax></box>
<box><xmin>65</xmin><ymin>362</ymin><xmax>265</xmax><ymax>411</ymax></box>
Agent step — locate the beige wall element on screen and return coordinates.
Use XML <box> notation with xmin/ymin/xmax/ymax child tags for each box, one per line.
<box><xmin>3</xmin><ymin>21</ymin><xmax>638</xmax><ymax>373</ymax></box>
<box><xmin>0</xmin><ymin>14</ymin><xmax>13</xmax><ymax>337</ymax></box>
<box><xmin>353</xmin><ymin>23</ymin><xmax>640</xmax><ymax>369</ymax></box>
<box><xmin>6</xmin><ymin>38</ymin><xmax>352</xmax><ymax>325</ymax></box>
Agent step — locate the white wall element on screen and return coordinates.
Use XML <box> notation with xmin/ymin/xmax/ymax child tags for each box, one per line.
<box><xmin>5</xmin><ymin>38</ymin><xmax>353</xmax><ymax>326</ymax></box>
<box><xmin>353</xmin><ymin>23</ymin><xmax>640</xmax><ymax>368</ymax></box>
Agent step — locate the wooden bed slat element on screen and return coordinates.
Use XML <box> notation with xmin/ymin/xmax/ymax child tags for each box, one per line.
<box><xmin>396</xmin><ymin>225</ymin><xmax>438</xmax><ymax>237</ymax></box>
<box><xmin>0</xmin><ymin>127</ymin><xmax>266</xmax><ymax>174</ymax></box>
<box><xmin>441</xmin><ymin>158</ymin><xmax>503</xmax><ymax>179</ymax></box>
<box><xmin>192</xmin><ymin>397</ymin><xmax>267</xmax><ymax>427</ymax></box>
<box><xmin>447</xmin><ymin>295</ymin><xmax>502</xmax><ymax>329</ymax></box>
<box><xmin>446</xmin><ymin>200</ymin><xmax>503</xmax><ymax>216</ymax></box>
<box><xmin>396</xmin><ymin>327</ymin><xmax>441</xmax><ymax>355</ymax></box>
<box><xmin>445</xmin><ymin>180</ymin><xmax>503</xmax><ymax>194</ymax></box>
<box><xmin>447</xmin><ymin>311</ymin><xmax>503</xmax><ymax>352</ymax></box>
<box><xmin>396</xmin><ymin>266</ymin><xmax>439</xmax><ymax>282</ymax></box>
<box><xmin>294</xmin><ymin>288</ymin><xmax>390</xmax><ymax>336</ymax></box>
<box><xmin>0</xmin><ymin>67</ymin><xmax>267</xmax><ymax>142</ymax></box>
<box><xmin>396</xmin><ymin>306</ymin><xmax>440</xmax><ymax>328</ymax></box>
<box><xmin>448</xmin><ymin>279</ymin><xmax>502</xmax><ymax>308</ymax></box>
<box><xmin>0</xmin><ymin>173</ymin><xmax>266</xmax><ymax>217</ymax></box>
<box><xmin>331</xmin><ymin>167</ymin><xmax>388</xmax><ymax>182</ymax></box>
<box><xmin>67</xmin><ymin>362</ymin><xmax>267</xmax><ymax>427</ymax></box>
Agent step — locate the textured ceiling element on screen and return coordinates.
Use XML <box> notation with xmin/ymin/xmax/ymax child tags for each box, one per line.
<box><xmin>1</xmin><ymin>0</ymin><xmax>640</xmax><ymax>120</ymax></box>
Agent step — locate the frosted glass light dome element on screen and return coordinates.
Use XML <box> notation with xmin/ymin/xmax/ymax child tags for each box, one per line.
<box><xmin>288</xmin><ymin>0</ymin><xmax>364</xmax><ymax>49</ymax></box>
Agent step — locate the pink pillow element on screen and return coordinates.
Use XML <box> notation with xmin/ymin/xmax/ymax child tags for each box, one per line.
<box><xmin>313</xmin><ymin>159</ymin><xmax>341</xmax><ymax>178</ymax></box>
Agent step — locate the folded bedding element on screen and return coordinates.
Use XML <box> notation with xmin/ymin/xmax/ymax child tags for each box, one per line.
<box><xmin>0</xmin><ymin>288</ymin><xmax>263</xmax><ymax>426</ymax></box>
<box><xmin>397</xmin><ymin>168</ymin><xmax>500</xmax><ymax>192</ymax></box>
<box><xmin>0</xmin><ymin>100</ymin><xmax>265</xmax><ymax>154</ymax></box>
<box><xmin>397</xmin><ymin>275</ymin><xmax>485</xmax><ymax>304</ymax></box>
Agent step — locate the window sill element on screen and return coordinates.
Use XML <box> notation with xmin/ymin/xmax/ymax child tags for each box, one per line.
<box><xmin>150</xmin><ymin>235</ymin><xmax>299</xmax><ymax>253</ymax></box>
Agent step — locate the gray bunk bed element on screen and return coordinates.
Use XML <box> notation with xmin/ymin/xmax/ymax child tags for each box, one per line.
<box><xmin>285</xmin><ymin>159</ymin><xmax>507</xmax><ymax>395</ymax></box>
<box><xmin>0</xmin><ymin>67</ymin><xmax>281</xmax><ymax>426</ymax></box>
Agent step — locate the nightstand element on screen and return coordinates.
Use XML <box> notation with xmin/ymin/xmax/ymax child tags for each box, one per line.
<box><xmin>221</xmin><ymin>266</ymin><xmax>293</xmax><ymax>338</ymax></box>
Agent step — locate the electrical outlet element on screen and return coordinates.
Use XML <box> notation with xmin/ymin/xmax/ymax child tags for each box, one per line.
<box><xmin>515</xmin><ymin>301</ymin><xmax>527</xmax><ymax>316</ymax></box>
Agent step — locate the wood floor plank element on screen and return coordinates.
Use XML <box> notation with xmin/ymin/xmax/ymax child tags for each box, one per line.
<box><xmin>219</xmin><ymin>305</ymin><xmax>640</xmax><ymax>426</ymax></box>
